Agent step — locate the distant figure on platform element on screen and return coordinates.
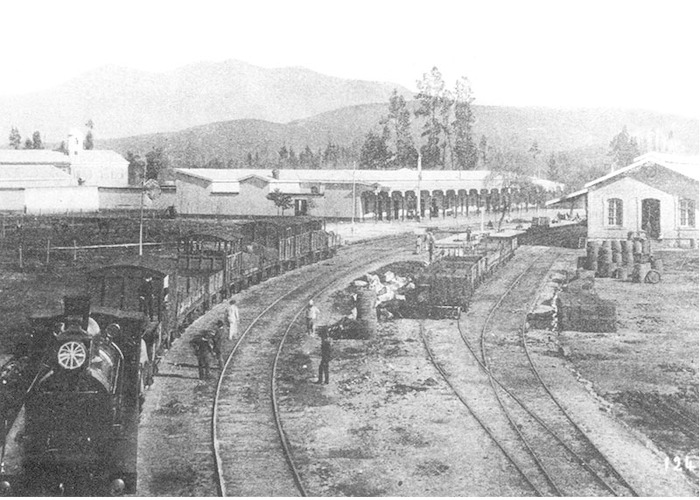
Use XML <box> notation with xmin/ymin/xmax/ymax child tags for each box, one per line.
<box><xmin>227</xmin><ymin>299</ymin><xmax>240</xmax><ymax>341</ymax></box>
<box><xmin>213</xmin><ymin>320</ymin><xmax>226</xmax><ymax>369</ymax></box>
<box><xmin>427</xmin><ymin>231</ymin><xmax>436</xmax><ymax>263</ymax></box>
<box><xmin>305</xmin><ymin>299</ymin><xmax>320</xmax><ymax>336</ymax></box>
<box><xmin>190</xmin><ymin>332</ymin><xmax>215</xmax><ymax>380</ymax></box>
<box><xmin>316</xmin><ymin>330</ymin><xmax>332</xmax><ymax>384</ymax></box>
<box><xmin>415</xmin><ymin>234</ymin><xmax>423</xmax><ymax>254</ymax></box>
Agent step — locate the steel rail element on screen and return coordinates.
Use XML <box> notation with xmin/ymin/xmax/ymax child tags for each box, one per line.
<box><xmin>415</xmin><ymin>322</ymin><xmax>543</xmax><ymax>496</ymax></box>
<box><xmin>456</xmin><ymin>248</ymin><xmax>636</xmax><ymax>496</ymax></box>
<box><xmin>476</xmin><ymin>250</ymin><xmax>563</xmax><ymax>496</ymax></box>
<box><xmin>521</xmin><ymin>265</ymin><xmax>641</xmax><ymax>496</ymax></box>
<box><xmin>212</xmin><ymin>235</ymin><xmax>411</xmax><ymax>497</ymax></box>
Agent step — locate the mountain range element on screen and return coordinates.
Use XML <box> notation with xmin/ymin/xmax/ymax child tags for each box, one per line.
<box><xmin>0</xmin><ymin>59</ymin><xmax>411</xmax><ymax>142</ymax></box>
<box><xmin>1</xmin><ymin>59</ymin><xmax>697</xmax><ymax>175</ymax></box>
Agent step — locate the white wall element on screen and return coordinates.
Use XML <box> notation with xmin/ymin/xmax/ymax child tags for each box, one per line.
<box><xmin>588</xmin><ymin>176</ymin><xmax>698</xmax><ymax>245</ymax></box>
<box><xmin>24</xmin><ymin>186</ymin><xmax>99</xmax><ymax>214</ymax></box>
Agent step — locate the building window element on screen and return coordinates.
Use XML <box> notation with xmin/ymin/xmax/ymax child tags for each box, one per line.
<box><xmin>680</xmin><ymin>199</ymin><xmax>696</xmax><ymax>227</ymax></box>
<box><xmin>606</xmin><ymin>198</ymin><xmax>623</xmax><ymax>226</ymax></box>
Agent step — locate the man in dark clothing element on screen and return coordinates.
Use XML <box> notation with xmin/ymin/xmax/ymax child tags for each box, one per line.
<box><xmin>213</xmin><ymin>320</ymin><xmax>226</xmax><ymax>369</ymax></box>
<box><xmin>316</xmin><ymin>331</ymin><xmax>332</xmax><ymax>384</ymax></box>
<box><xmin>139</xmin><ymin>277</ymin><xmax>155</xmax><ymax>320</ymax></box>
<box><xmin>190</xmin><ymin>333</ymin><xmax>215</xmax><ymax>380</ymax></box>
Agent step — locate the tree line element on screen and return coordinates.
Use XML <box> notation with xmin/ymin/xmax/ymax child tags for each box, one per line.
<box><xmin>7</xmin><ymin>120</ymin><xmax>96</xmax><ymax>152</ymax></box>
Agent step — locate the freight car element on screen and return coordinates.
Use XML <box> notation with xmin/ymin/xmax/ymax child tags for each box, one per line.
<box><xmin>417</xmin><ymin>230</ymin><xmax>523</xmax><ymax>318</ymax></box>
<box><xmin>0</xmin><ymin>217</ymin><xmax>339</xmax><ymax>496</ymax></box>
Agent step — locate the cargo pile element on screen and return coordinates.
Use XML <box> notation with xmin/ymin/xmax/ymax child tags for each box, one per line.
<box><xmin>555</xmin><ymin>270</ymin><xmax>617</xmax><ymax>333</ymax></box>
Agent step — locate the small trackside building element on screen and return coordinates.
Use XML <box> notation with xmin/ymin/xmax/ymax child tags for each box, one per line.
<box><xmin>546</xmin><ymin>153</ymin><xmax>699</xmax><ymax>248</ymax></box>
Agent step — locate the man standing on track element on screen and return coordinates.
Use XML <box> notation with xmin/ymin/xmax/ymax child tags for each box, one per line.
<box><xmin>227</xmin><ymin>299</ymin><xmax>240</xmax><ymax>341</ymax></box>
<box><xmin>305</xmin><ymin>299</ymin><xmax>320</xmax><ymax>336</ymax></box>
<box><xmin>316</xmin><ymin>329</ymin><xmax>332</xmax><ymax>384</ymax></box>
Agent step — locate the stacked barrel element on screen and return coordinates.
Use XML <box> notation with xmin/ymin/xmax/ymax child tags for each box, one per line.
<box><xmin>584</xmin><ymin>237</ymin><xmax>657</xmax><ymax>282</ymax></box>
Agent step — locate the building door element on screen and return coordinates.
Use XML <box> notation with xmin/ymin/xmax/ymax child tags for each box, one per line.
<box><xmin>641</xmin><ymin>198</ymin><xmax>661</xmax><ymax>239</ymax></box>
<box><xmin>295</xmin><ymin>199</ymin><xmax>308</xmax><ymax>216</ymax></box>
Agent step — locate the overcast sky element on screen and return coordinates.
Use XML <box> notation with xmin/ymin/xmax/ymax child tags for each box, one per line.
<box><xmin>3</xmin><ymin>0</ymin><xmax>698</xmax><ymax>117</ymax></box>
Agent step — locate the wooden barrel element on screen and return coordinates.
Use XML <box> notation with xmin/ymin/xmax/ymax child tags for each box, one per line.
<box><xmin>633</xmin><ymin>240</ymin><xmax>643</xmax><ymax>256</ymax></box>
<box><xmin>586</xmin><ymin>241</ymin><xmax>599</xmax><ymax>272</ymax></box>
<box><xmin>651</xmin><ymin>257</ymin><xmax>663</xmax><ymax>274</ymax></box>
<box><xmin>356</xmin><ymin>289</ymin><xmax>377</xmax><ymax>338</ymax></box>
<box><xmin>632</xmin><ymin>263</ymin><xmax>651</xmax><ymax>283</ymax></box>
<box><xmin>617</xmin><ymin>266</ymin><xmax>629</xmax><ymax>281</ymax></box>
<box><xmin>620</xmin><ymin>240</ymin><xmax>633</xmax><ymax>265</ymax></box>
<box><xmin>598</xmin><ymin>241</ymin><xmax>612</xmax><ymax>277</ymax></box>
<box><xmin>610</xmin><ymin>240</ymin><xmax>622</xmax><ymax>264</ymax></box>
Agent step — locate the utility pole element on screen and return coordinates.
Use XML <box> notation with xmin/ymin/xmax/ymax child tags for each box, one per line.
<box><xmin>139</xmin><ymin>161</ymin><xmax>145</xmax><ymax>256</ymax></box>
<box><xmin>416</xmin><ymin>154</ymin><xmax>422</xmax><ymax>222</ymax></box>
<box><xmin>351</xmin><ymin>161</ymin><xmax>357</xmax><ymax>235</ymax></box>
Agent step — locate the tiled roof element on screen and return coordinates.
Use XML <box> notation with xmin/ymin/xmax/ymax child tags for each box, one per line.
<box><xmin>0</xmin><ymin>149</ymin><xmax>70</xmax><ymax>165</ymax></box>
<box><xmin>71</xmin><ymin>149</ymin><xmax>128</xmax><ymax>164</ymax></box>
<box><xmin>585</xmin><ymin>152</ymin><xmax>700</xmax><ymax>188</ymax></box>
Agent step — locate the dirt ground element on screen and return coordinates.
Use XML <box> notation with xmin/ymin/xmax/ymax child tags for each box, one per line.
<box><xmin>277</xmin><ymin>262</ymin><xmax>528</xmax><ymax>496</ymax></box>
<box><xmin>279</xmin><ymin>251</ymin><xmax>699</xmax><ymax>496</ymax></box>
<box><xmin>557</xmin><ymin>248</ymin><xmax>699</xmax><ymax>483</ymax></box>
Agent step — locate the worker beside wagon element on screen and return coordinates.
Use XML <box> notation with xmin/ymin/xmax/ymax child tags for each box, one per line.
<box><xmin>227</xmin><ymin>299</ymin><xmax>240</xmax><ymax>341</ymax></box>
<box><xmin>213</xmin><ymin>320</ymin><xmax>226</xmax><ymax>369</ymax></box>
<box><xmin>138</xmin><ymin>277</ymin><xmax>155</xmax><ymax>320</ymax></box>
<box><xmin>190</xmin><ymin>332</ymin><xmax>215</xmax><ymax>380</ymax></box>
<box><xmin>305</xmin><ymin>299</ymin><xmax>320</xmax><ymax>336</ymax></box>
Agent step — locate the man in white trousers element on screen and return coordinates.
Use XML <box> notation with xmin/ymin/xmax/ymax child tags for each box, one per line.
<box><xmin>227</xmin><ymin>299</ymin><xmax>240</xmax><ymax>341</ymax></box>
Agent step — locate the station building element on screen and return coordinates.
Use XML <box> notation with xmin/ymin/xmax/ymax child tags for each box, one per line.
<box><xmin>0</xmin><ymin>130</ymin><xmax>130</xmax><ymax>214</ymax></box>
<box><xmin>174</xmin><ymin>167</ymin><xmax>563</xmax><ymax>220</ymax></box>
<box><xmin>546</xmin><ymin>153</ymin><xmax>699</xmax><ymax>247</ymax></box>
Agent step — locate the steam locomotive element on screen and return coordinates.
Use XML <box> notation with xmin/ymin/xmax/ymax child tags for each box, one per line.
<box><xmin>1</xmin><ymin>296</ymin><xmax>144</xmax><ymax>496</ymax></box>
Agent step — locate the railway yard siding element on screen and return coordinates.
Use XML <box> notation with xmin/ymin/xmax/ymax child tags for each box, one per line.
<box><xmin>0</xmin><ymin>216</ymin><xmax>696</xmax><ymax>496</ymax></box>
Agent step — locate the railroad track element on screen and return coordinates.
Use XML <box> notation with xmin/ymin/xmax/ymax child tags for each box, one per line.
<box><xmin>419</xmin><ymin>246</ymin><xmax>638</xmax><ymax>496</ymax></box>
<box><xmin>474</xmin><ymin>247</ymin><xmax>637</xmax><ymax>496</ymax></box>
<box><xmin>212</xmin><ymin>235</ymin><xmax>415</xmax><ymax>496</ymax></box>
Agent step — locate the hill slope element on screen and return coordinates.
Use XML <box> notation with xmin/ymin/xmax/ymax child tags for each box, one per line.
<box><xmin>0</xmin><ymin>60</ymin><xmax>412</xmax><ymax>142</ymax></box>
<box><xmin>99</xmin><ymin>103</ymin><xmax>699</xmax><ymax>169</ymax></box>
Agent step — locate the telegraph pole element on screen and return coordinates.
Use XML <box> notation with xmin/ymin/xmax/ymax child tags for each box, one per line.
<box><xmin>139</xmin><ymin>162</ymin><xmax>145</xmax><ymax>256</ymax></box>
<box><xmin>416</xmin><ymin>154</ymin><xmax>422</xmax><ymax>222</ymax></box>
<box><xmin>351</xmin><ymin>161</ymin><xmax>357</xmax><ymax>235</ymax></box>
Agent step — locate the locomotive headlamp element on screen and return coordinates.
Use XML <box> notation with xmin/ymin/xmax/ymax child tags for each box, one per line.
<box><xmin>0</xmin><ymin>480</ymin><xmax>10</xmax><ymax>495</ymax></box>
<box><xmin>57</xmin><ymin>341</ymin><xmax>87</xmax><ymax>370</ymax></box>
